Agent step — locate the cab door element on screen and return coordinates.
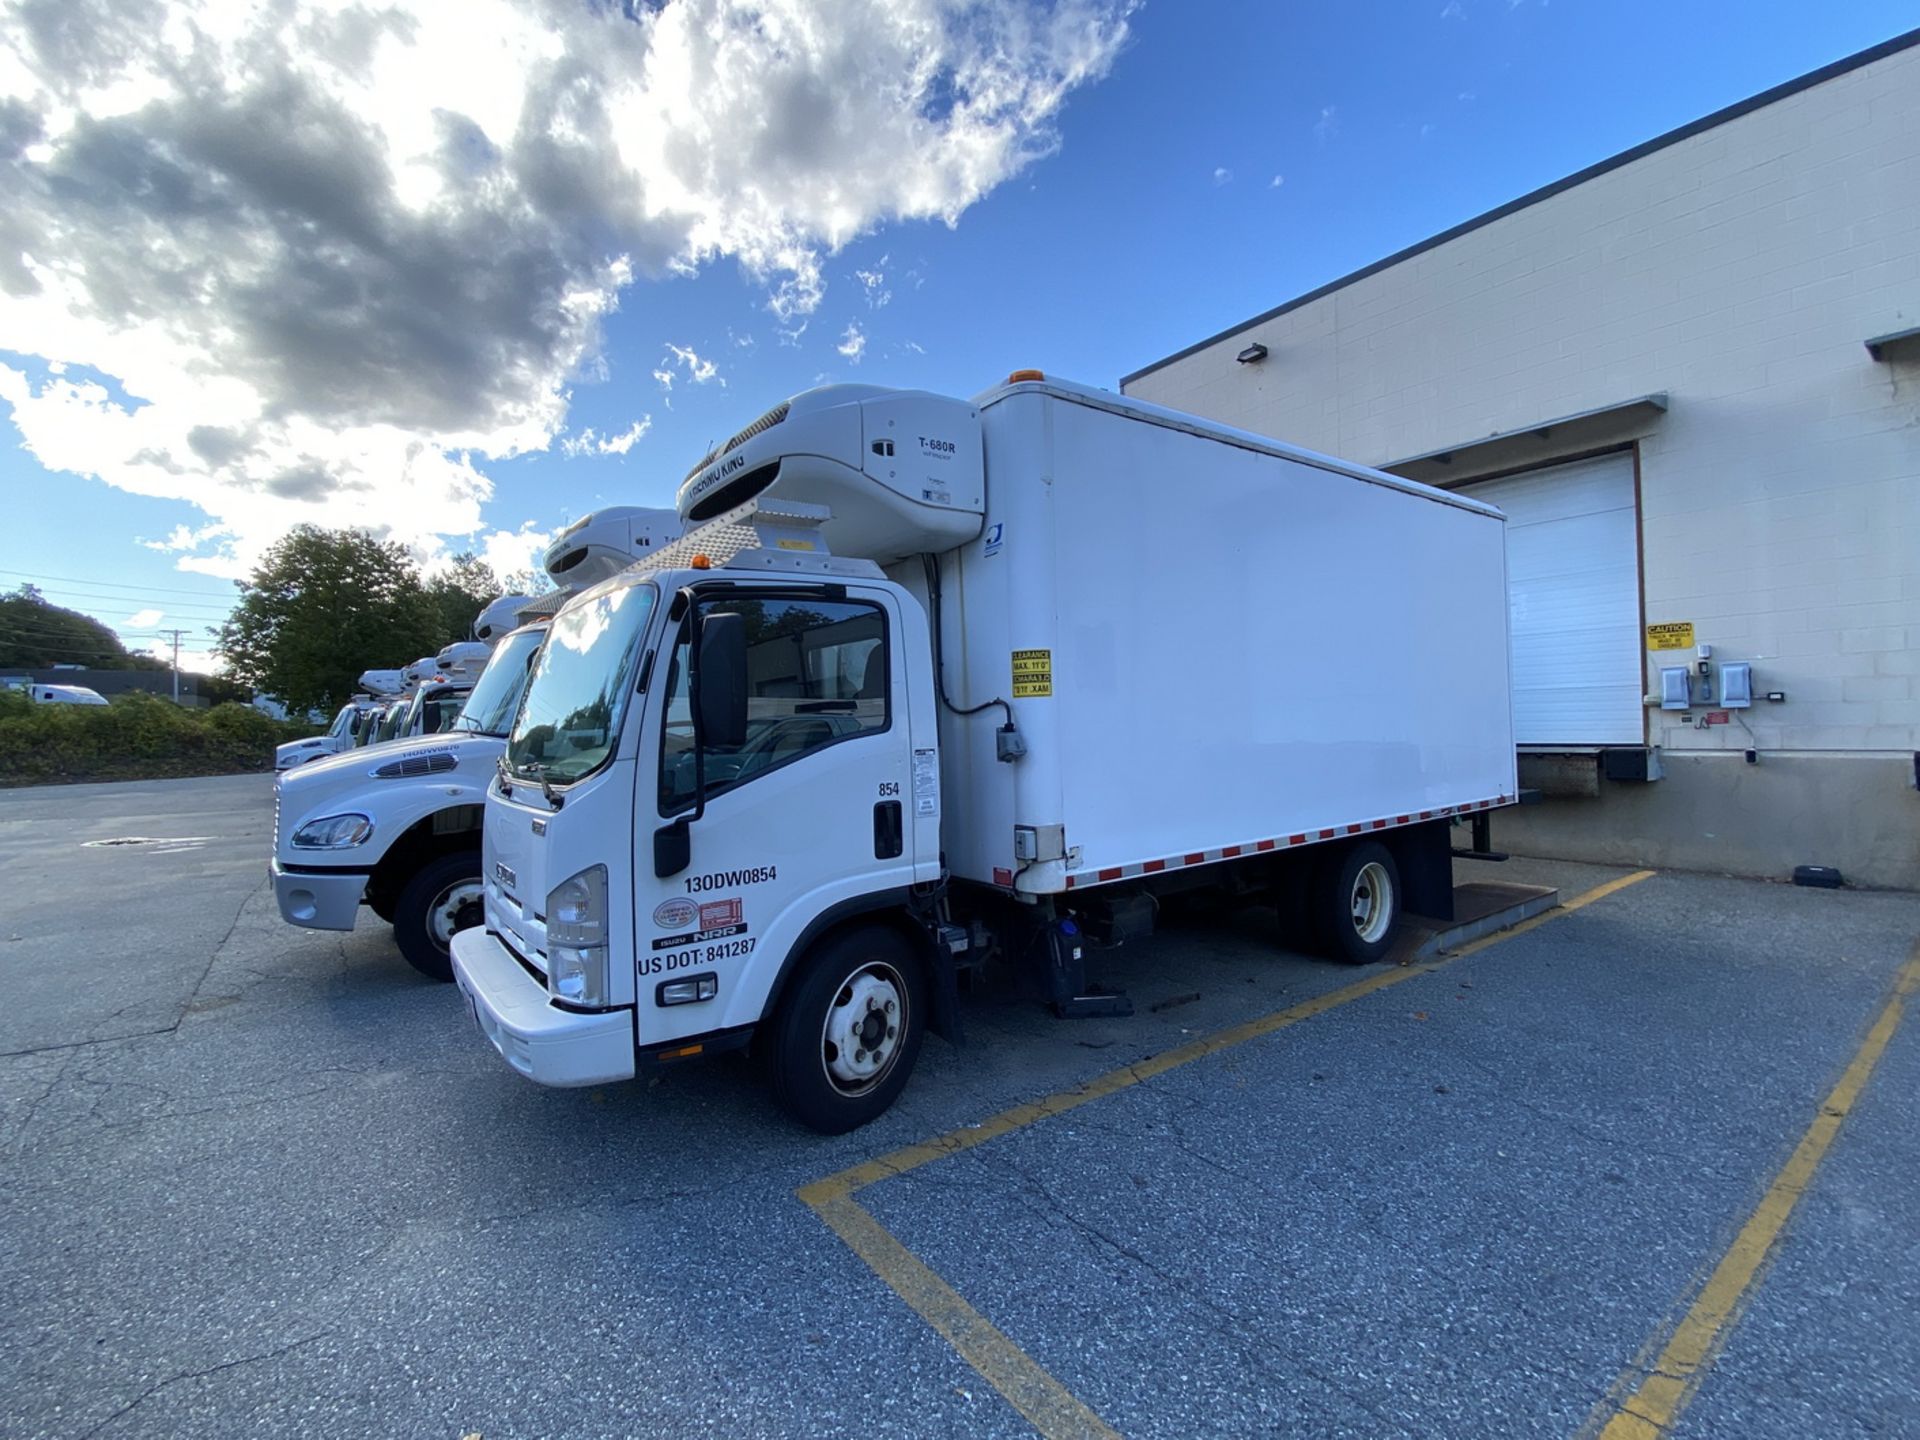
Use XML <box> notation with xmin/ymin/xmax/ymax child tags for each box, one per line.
<box><xmin>633</xmin><ymin>584</ymin><xmax>917</xmax><ymax>1046</ymax></box>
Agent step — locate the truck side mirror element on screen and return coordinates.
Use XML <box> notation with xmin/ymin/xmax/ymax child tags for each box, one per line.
<box><xmin>654</xmin><ymin>817</ymin><xmax>691</xmax><ymax>878</ymax></box>
<box><xmin>696</xmin><ymin>611</ymin><xmax>748</xmax><ymax>749</ymax></box>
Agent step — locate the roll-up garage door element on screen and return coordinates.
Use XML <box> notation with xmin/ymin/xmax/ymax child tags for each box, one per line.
<box><xmin>1462</xmin><ymin>452</ymin><xmax>1643</xmax><ymax>746</ymax></box>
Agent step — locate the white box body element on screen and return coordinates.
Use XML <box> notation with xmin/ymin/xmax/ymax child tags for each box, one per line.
<box><xmin>890</xmin><ymin>380</ymin><xmax>1518</xmax><ymax>894</ymax></box>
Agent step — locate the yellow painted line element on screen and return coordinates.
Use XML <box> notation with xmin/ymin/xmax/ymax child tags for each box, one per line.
<box><xmin>803</xmin><ymin>1184</ymin><xmax>1123</xmax><ymax>1440</ymax></box>
<box><xmin>1586</xmin><ymin>939</ymin><xmax>1920</xmax><ymax>1440</ymax></box>
<box><xmin>800</xmin><ymin>869</ymin><xmax>1655</xmax><ymax>1439</ymax></box>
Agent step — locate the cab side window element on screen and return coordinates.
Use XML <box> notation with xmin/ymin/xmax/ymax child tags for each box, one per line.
<box><xmin>659</xmin><ymin>597</ymin><xmax>888</xmax><ymax>814</ymax></box>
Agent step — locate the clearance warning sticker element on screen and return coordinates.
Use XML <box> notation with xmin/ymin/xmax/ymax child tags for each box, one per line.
<box><xmin>1645</xmin><ymin>621</ymin><xmax>1696</xmax><ymax>651</ymax></box>
<box><xmin>1012</xmin><ymin>648</ymin><xmax>1053</xmax><ymax>697</ymax></box>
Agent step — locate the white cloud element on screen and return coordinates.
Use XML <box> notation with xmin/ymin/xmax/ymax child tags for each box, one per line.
<box><xmin>853</xmin><ymin>256</ymin><xmax>892</xmax><ymax>308</ymax></box>
<box><xmin>903</xmin><ymin>340</ymin><xmax>926</xmax><ymax>355</ymax></box>
<box><xmin>837</xmin><ymin>322</ymin><xmax>867</xmax><ymax>363</ymax></box>
<box><xmin>0</xmin><ymin>0</ymin><xmax>1136</xmax><ymax>573</ymax></box>
<box><xmin>476</xmin><ymin>523</ymin><xmax>553</xmax><ymax>581</ymax></box>
<box><xmin>661</xmin><ymin>343</ymin><xmax>721</xmax><ymax>387</ymax></box>
<box><xmin>561</xmin><ymin>416</ymin><xmax>652</xmax><ymax>457</ymax></box>
<box><xmin>1440</xmin><ymin>0</ymin><xmax>1465</xmax><ymax>18</ymax></box>
<box><xmin>1212</xmin><ymin>166</ymin><xmax>1232</xmax><ymax>186</ymax></box>
<box><xmin>125</xmin><ymin>607</ymin><xmax>163</xmax><ymax>627</ymax></box>
<box><xmin>1314</xmin><ymin>105</ymin><xmax>1339</xmax><ymax>144</ymax></box>
<box><xmin>1269</xmin><ymin>174</ymin><xmax>1285</xmax><ymax>188</ymax></box>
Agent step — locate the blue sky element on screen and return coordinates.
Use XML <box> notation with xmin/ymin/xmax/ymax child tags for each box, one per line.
<box><xmin>2</xmin><ymin>0</ymin><xmax>1914</xmax><ymax>671</ymax></box>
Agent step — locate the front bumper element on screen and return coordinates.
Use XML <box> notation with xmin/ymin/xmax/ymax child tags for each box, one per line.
<box><xmin>451</xmin><ymin>928</ymin><xmax>636</xmax><ymax>1088</ymax></box>
<box><xmin>270</xmin><ymin>859</ymin><xmax>367</xmax><ymax>931</ymax></box>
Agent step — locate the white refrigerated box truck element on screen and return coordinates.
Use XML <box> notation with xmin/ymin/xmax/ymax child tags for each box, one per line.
<box><xmin>452</xmin><ymin>374</ymin><xmax>1515</xmax><ymax>1131</ymax></box>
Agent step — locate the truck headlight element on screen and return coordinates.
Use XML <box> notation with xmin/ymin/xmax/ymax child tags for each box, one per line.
<box><xmin>547</xmin><ymin>864</ymin><xmax>609</xmax><ymax>1007</ymax></box>
<box><xmin>290</xmin><ymin>813</ymin><xmax>374</xmax><ymax>849</ymax></box>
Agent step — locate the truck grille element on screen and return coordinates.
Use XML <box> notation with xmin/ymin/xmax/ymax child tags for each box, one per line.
<box><xmin>682</xmin><ymin>401</ymin><xmax>790</xmax><ymax>484</ymax></box>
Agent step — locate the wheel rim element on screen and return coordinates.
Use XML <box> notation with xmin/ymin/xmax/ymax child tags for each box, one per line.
<box><xmin>1349</xmin><ymin>861</ymin><xmax>1394</xmax><ymax>944</ymax></box>
<box><xmin>819</xmin><ymin>962</ymin><xmax>908</xmax><ymax>1097</ymax></box>
<box><xmin>427</xmin><ymin>879</ymin><xmax>485</xmax><ymax>951</ymax></box>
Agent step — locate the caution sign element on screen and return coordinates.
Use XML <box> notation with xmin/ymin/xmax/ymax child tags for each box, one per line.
<box><xmin>1645</xmin><ymin>621</ymin><xmax>1695</xmax><ymax>652</ymax></box>
<box><xmin>1012</xmin><ymin>648</ymin><xmax>1053</xmax><ymax>698</ymax></box>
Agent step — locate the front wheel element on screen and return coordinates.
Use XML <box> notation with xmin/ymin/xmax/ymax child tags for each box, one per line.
<box><xmin>392</xmin><ymin>850</ymin><xmax>484</xmax><ymax>982</ymax></box>
<box><xmin>1311</xmin><ymin>841</ymin><xmax>1401</xmax><ymax>965</ymax></box>
<box><xmin>766</xmin><ymin>926</ymin><xmax>927</xmax><ymax>1134</ymax></box>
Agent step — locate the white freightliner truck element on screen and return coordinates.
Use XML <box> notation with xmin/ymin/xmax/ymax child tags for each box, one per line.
<box><xmin>270</xmin><ymin>516</ymin><xmax>681</xmax><ymax>979</ymax></box>
<box><xmin>451</xmin><ymin>375</ymin><xmax>1517</xmax><ymax>1132</ymax></box>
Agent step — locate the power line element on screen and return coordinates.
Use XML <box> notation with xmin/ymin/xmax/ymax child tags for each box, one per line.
<box><xmin>0</xmin><ymin>568</ymin><xmax>240</xmax><ymax>598</ymax></box>
<box><xmin>4</xmin><ymin>588</ymin><xmax>236</xmax><ymax>620</ymax></box>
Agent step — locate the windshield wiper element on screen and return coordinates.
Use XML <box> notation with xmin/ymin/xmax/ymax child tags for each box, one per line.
<box><xmin>795</xmin><ymin>700</ymin><xmax>858</xmax><ymax>713</ymax></box>
<box><xmin>522</xmin><ymin>759</ymin><xmax>565</xmax><ymax>810</ymax></box>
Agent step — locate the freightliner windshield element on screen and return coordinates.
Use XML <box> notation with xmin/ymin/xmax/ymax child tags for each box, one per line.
<box><xmin>508</xmin><ymin>581</ymin><xmax>659</xmax><ymax>784</ymax></box>
<box><xmin>450</xmin><ymin>626</ymin><xmax>544</xmax><ymax>738</ymax></box>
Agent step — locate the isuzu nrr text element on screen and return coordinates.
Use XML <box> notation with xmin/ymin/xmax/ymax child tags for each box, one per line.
<box><xmin>452</xmin><ymin>374</ymin><xmax>1517</xmax><ymax>1132</ymax></box>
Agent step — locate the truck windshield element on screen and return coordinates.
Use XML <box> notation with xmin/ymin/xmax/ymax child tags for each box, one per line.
<box><xmin>451</xmin><ymin>627</ymin><xmax>544</xmax><ymax>738</ymax></box>
<box><xmin>508</xmin><ymin>580</ymin><xmax>659</xmax><ymax>784</ymax></box>
<box><xmin>326</xmin><ymin>706</ymin><xmax>356</xmax><ymax>740</ymax></box>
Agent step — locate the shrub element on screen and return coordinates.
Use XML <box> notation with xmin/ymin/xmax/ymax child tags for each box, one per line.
<box><xmin>0</xmin><ymin>692</ymin><xmax>323</xmax><ymax>786</ymax></box>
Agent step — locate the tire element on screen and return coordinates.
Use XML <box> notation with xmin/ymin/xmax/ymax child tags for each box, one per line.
<box><xmin>766</xmin><ymin>926</ymin><xmax>927</xmax><ymax>1135</ymax></box>
<box><xmin>1310</xmin><ymin>841</ymin><xmax>1401</xmax><ymax>965</ymax></box>
<box><xmin>391</xmin><ymin>850</ymin><xmax>484</xmax><ymax>982</ymax></box>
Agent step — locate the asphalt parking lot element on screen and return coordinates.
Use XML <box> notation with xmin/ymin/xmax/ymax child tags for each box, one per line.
<box><xmin>3</xmin><ymin>774</ymin><xmax>1917</xmax><ymax>1439</ymax></box>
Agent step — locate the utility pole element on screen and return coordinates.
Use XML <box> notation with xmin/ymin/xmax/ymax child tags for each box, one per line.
<box><xmin>157</xmin><ymin>629</ymin><xmax>187</xmax><ymax>703</ymax></box>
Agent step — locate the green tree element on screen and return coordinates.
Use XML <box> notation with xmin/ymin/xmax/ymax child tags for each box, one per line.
<box><xmin>0</xmin><ymin>586</ymin><xmax>171</xmax><ymax>671</ymax></box>
<box><xmin>421</xmin><ymin>552</ymin><xmax>503</xmax><ymax>643</ymax></box>
<box><xmin>214</xmin><ymin>527</ymin><xmax>444</xmax><ymax>714</ymax></box>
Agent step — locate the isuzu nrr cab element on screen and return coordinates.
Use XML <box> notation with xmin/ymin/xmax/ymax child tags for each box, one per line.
<box><xmin>452</xmin><ymin>374</ymin><xmax>1517</xmax><ymax>1132</ymax></box>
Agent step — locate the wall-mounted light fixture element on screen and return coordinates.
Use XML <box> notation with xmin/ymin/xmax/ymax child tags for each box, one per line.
<box><xmin>1236</xmin><ymin>342</ymin><xmax>1268</xmax><ymax>365</ymax></box>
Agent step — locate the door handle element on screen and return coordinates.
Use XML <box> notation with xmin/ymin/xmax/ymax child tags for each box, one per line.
<box><xmin>873</xmin><ymin>800</ymin><xmax>903</xmax><ymax>860</ymax></box>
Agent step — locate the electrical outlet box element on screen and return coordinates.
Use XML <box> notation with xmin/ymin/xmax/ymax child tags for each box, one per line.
<box><xmin>1660</xmin><ymin>667</ymin><xmax>1691</xmax><ymax>710</ymax></box>
<box><xmin>1721</xmin><ymin>662</ymin><xmax>1752</xmax><ymax>708</ymax></box>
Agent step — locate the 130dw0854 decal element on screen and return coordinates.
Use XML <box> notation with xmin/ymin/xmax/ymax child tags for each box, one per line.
<box><xmin>685</xmin><ymin>866</ymin><xmax>777</xmax><ymax>893</ymax></box>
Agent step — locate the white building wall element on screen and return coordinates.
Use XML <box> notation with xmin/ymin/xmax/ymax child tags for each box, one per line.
<box><xmin>1125</xmin><ymin>42</ymin><xmax>1920</xmax><ymax>883</ymax></box>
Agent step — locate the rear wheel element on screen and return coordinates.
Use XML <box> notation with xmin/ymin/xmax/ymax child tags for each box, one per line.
<box><xmin>767</xmin><ymin>926</ymin><xmax>926</xmax><ymax>1134</ymax></box>
<box><xmin>1311</xmin><ymin>841</ymin><xmax>1401</xmax><ymax>965</ymax></box>
<box><xmin>392</xmin><ymin>850</ymin><xmax>484</xmax><ymax>982</ymax></box>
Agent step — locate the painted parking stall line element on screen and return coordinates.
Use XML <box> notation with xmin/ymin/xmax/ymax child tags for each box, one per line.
<box><xmin>799</xmin><ymin>870</ymin><xmax>1655</xmax><ymax>1439</ymax></box>
<box><xmin>1581</xmin><ymin>939</ymin><xmax>1920</xmax><ymax>1440</ymax></box>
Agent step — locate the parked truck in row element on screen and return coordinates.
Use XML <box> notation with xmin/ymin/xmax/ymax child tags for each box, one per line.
<box><xmin>450</xmin><ymin>374</ymin><xmax>1517</xmax><ymax>1132</ymax></box>
<box><xmin>269</xmin><ymin>512</ymin><xmax>682</xmax><ymax>978</ymax></box>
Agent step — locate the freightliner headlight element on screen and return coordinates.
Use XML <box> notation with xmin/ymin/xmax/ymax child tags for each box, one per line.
<box><xmin>547</xmin><ymin>864</ymin><xmax>610</xmax><ymax>1008</ymax></box>
<box><xmin>290</xmin><ymin>813</ymin><xmax>374</xmax><ymax>849</ymax></box>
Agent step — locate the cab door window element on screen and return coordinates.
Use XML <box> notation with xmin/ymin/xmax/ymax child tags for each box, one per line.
<box><xmin>659</xmin><ymin>596</ymin><xmax>888</xmax><ymax>814</ymax></box>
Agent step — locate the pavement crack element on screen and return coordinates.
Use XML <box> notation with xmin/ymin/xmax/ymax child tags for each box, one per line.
<box><xmin>174</xmin><ymin>876</ymin><xmax>268</xmax><ymax>1029</ymax></box>
<box><xmin>1439</xmin><ymin>1048</ymin><xmax>1744</xmax><ymax>1179</ymax></box>
<box><xmin>4</xmin><ymin>1047</ymin><xmax>80</xmax><ymax>1159</ymax></box>
<box><xmin>78</xmin><ymin>1330</ymin><xmax>331</xmax><ymax>1439</ymax></box>
<box><xmin>979</xmin><ymin>1149</ymin><xmax>1420</xmax><ymax>1439</ymax></box>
